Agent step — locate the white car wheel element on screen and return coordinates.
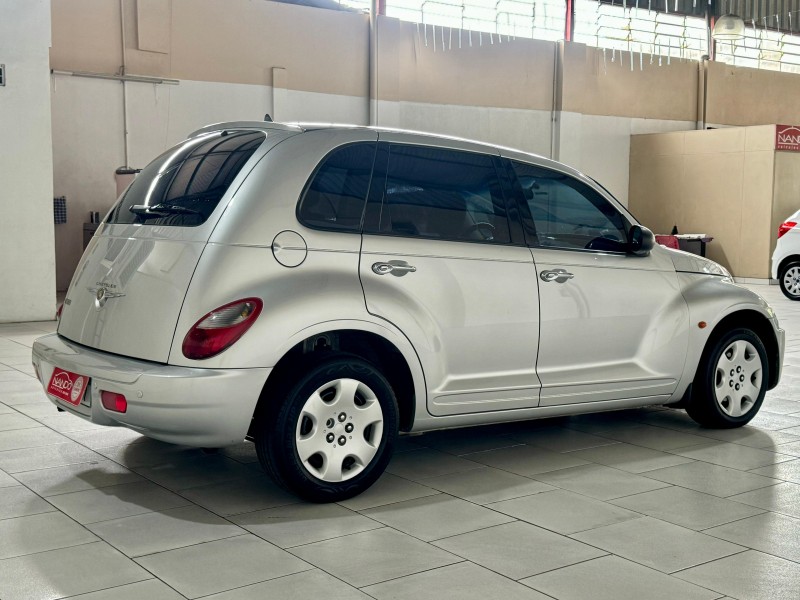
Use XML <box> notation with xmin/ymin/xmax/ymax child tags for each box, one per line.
<box><xmin>713</xmin><ymin>339</ymin><xmax>763</xmax><ymax>418</ymax></box>
<box><xmin>780</xmin><ymin>262</ymin><xmax>800</xmax><ymax>301</ymax></box>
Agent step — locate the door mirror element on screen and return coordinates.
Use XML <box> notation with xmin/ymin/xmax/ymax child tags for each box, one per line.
<box><xmin>628</xmin><ymin>225</ymin><xmax>655</xmax><ymax>257</ymax></box>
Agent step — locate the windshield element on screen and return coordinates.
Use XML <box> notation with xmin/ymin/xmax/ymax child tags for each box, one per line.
<box><xmin>107</xmin><ymin>130</ymin><xmax>266</xmax><ymax>227</ymax></box>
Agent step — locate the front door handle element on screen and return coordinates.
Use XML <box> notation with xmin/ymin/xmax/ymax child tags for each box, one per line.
<box><xmin>540</xmin><ymin>269</ymin><xmax>574</xmax><ymax>283</ymax></box>
<box><xmin>372</xmin><ymin>261</ymin><xmax>417</xmax><ymax>277</ymax></box>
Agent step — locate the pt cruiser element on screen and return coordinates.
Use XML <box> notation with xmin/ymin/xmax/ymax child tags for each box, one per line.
<box><xmin>33</xmin><ymin>122</ymin><xmax>784</xmax><ymax>501</ymax></box>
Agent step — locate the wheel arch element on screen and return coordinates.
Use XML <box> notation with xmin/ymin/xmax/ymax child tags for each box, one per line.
<box><xmin>777</xmin><ymin>254</ymin><xmax>800</xmax><ymax>276</ymax></box>
<box><xmin>250</xmin><ymin>321</ymin><xmax>424</xmax><ymax>435</ymax></box>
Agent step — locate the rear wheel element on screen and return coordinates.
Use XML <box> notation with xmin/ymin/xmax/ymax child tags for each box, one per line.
<box><xmin>255</xmin><ymin>355</ymin><xmax>398</xmax><ymax>502</ymax></box>
<box><xmin>686</xmin><ymin>328</ymin><xmax>768</xmax><ymax>428</ymax></box>
<box><xmin>779</xmin><ymin>261</ymin><xmax>800</xmax><ymax>301</ymax></box>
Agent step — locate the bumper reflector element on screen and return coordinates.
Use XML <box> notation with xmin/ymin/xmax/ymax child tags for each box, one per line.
<box><xmin>101</xmin><ymin>391</ymin><xmax>128</xmax><ymax>413</ymax></box>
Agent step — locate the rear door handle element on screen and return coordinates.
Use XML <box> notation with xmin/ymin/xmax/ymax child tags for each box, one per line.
<box><xmin>372</xmin><ymin>261</ymin><xmax>417</xmax><ymax>277</ymax></box>
<box><xmin>540</xmin><ymin>269</ymin><xmax>574</xmax><ymax>283</ymax></box>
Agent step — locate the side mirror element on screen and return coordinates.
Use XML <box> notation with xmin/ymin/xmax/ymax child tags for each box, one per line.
<box><xmin>629</xmin><ymin>225</ymin><xmax>655</xmax><ymax>257</ymax></box>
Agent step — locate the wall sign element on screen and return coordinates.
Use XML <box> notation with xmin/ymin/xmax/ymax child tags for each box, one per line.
<box><xmin>776</xmin><ymin>125</ymin><xmax>800</xmax><ymax>152</ymax></box>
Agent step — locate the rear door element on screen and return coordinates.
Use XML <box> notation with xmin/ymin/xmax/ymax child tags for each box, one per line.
<box><xmin>359</xmin><ymin>136</ymin><xmax>541</xmax><ymax>416</ymax></box>
<box><xmin>58</xmin><ymin>129</ymin><xmax>285</xmax><ymax>363</ymax></box>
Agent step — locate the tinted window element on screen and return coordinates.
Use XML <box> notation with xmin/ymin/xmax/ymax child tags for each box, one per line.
<box><xmin>512</xmin><ymin>161</ymin><xmax>628</xmax><ymax>252</ymax></box>
<box><xmin>107</xmin><ymin>130</ymin><xmax>265</xmax><ymax>227</ymax></box>
<box><xmin>297</xmin><ymin>143</ymin><xmax>376</xmax><ymax>231</ymax></box>
<box><xmin>378</xmin><ymin>145</ymin><xmax>510</xmax><ymax>244</ymax></box>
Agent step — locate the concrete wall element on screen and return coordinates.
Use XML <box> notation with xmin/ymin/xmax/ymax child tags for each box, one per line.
<box><xmin>629</xmin><ymin>126</ymin><xmax>776</xmax><ymax>279</ymax></box>
<box><xmin>0</xmin><ymin>0</ymin><xmax>56</xmax><ymax>322</ymax></box>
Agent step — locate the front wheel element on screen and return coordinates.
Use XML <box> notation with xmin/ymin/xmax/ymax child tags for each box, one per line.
<box><xmin>686</xmin><ymin>328</ymin><xmax>768</xmax><ymax>428</ymax></box>
<box><xmin>779</xmin><ymin>261</ymin><xmax>800</xmax><ymax>301</ymax></box>
<box><xmin>255</xmin><ymin>355</ymin><xmax>398</xmax><ymax>502</ymax></box>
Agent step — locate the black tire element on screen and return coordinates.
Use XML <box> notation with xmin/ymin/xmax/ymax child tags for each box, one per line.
<box><xmin>778</xmin><ymin>260</ymin><xmax>800</xmax><ymax>301</ymax></box>
<box><xmin>686</xmin><ymin>328</ymin><xmax>768</xmax><ymax>428</ymax></box>
<box><xmin>255</xmin><ymin>355</ymin><xmax>398</xmax><ymax>502</ymax></box>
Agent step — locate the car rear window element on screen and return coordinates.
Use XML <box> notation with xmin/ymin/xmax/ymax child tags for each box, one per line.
<box><xmin>107</xmin><ymin>130</ymin><xmax>265</xmax><ymax>227</ymax></box>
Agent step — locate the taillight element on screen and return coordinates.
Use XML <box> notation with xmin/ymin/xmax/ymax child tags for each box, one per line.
<box><xmin>56</xmin><ymin>303</ymin><xmax>64</xmax><ymax>321</ymax></box>
<box><xmin>779</xmin><ymin>221</ymin><xmax>797</xmax><ymax>238</ymax></box>
<box><xmin>101</xmin><ymin>391</ymin><xmax>127</xmax><ymax>413</ymax></box>
<box><xmin>182</xmin><ymin>298</ymin><xmax>263</xmax><ymax>360</ymax></box>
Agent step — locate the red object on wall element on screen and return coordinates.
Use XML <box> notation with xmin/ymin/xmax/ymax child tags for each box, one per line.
<box><xmin>655</xmin><ymin>235</ymin><xmax>680</xmax><ymax>249</ymax></box>
<box><xmin>776</xmin><ymin>125</ymin><xmax>800</xmax><ymax>151</ymax></box>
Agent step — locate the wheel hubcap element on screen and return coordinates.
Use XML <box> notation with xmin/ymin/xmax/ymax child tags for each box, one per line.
<box><xmin>783</xmin><ymin>266</ymin><xmax>800</xmax><ymax>297</ymax></box>
<box><xmin>295</xmin><ymin>378</ymin><xmax>384</xmax><ymax>482</ymax></box>
<box><xmin>714</xmin><ymin>339</ymin><xmax>763</xmax><ymax>417</ymax></box>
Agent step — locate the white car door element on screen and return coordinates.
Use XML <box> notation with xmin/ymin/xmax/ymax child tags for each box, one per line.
<box><xmin>360</xmin><ymin>137</ymin><xmax>541</xmax><ymax>416</ymax></box>
<box><xmin>506</xmin><ymin>157</ymin><xmax>690</xmax><ymax>407</ymax></box>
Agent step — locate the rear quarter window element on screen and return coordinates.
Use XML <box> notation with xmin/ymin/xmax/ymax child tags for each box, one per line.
<box><xmin>107</xmin><ymin>130</ymin><xmax>265</xmax><ymax>227</ymax></box>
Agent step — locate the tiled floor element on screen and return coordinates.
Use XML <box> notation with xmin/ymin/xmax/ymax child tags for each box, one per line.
<box><xmin>1</xmin><ymin>284</ymin><xmax>799</xmax><ymax>599</ymax></box>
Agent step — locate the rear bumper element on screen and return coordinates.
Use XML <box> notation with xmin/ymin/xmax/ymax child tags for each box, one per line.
<box><xmin>32</xmin><ymin>333</ymin><xmax>270</xmax><ymax>447</ymax></box>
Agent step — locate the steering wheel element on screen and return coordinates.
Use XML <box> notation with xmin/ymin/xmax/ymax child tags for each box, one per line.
<box><xmin>463</xmin><ymin>222</ymin><xmax>496</xmax><ymax>240</ymax></box>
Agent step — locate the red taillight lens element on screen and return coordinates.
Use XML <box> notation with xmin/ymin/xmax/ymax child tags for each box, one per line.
<box><xmin>101</xmin><ymin>391</ymin><xmax>127</xmax><ymax>413</ymax></box>
<box><xmin>56</xmin><ymin>303</ymin><xmax>64</xmax><ymax>321</ymax></box>
<box><xmin>182</xmin><ymin>298</ymin><xmax>263</xmax><ymax>360</ymax></box>
<box><xmin>779</xmin><ymin>221</ymin><xmax>797</xmax><ymax>238</ymax></box>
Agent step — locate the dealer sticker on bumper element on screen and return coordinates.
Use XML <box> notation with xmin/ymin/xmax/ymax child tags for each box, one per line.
<box><xmin>47</xmin><ymin>369</ymin><xmax>89</xmax><ymax>406</ymax></box>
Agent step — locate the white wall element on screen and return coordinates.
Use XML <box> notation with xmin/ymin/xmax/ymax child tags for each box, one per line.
<box><xmin>0</xmin><ymin>0</ymin><xmax>56</xmax><ymax>322</ymax></box>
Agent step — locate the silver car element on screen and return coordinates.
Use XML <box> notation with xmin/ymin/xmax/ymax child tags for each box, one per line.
<box><xmin>32</xmin><ymin>122</ymin><xmax>785</xmax><ymax>501</ymax></box>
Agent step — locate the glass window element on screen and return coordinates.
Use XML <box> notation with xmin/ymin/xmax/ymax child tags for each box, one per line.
<box><xmin>107</xmin><ymin>130</ymin><xmax>265</xmax><ymax>227</ymax></box>
<box><xmin>297</xmin><ymin>143</ymin><xmax>376</xmax><ymax>232</ymax></box>
<box><xmin>380</xmin><ymin>145</ymin><xmax>511</xmax><ymax>244</ymax></box>
<box><xmin>512</xmin><ymin>161</ymin><xmax>628</xmax><ymax>252</ymax></box>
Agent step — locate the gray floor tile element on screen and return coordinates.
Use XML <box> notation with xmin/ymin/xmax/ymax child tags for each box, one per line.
<box><xmin>432</xmin><ymin>520</ymin><xmax>606</xmax><ymax>579</ymax></box>
<box><xmin>510</xmin><ymin>426</ymin><xmax>620</xmax><ymax>452</ymax></box>
<box><xmin>773</xmin><ymin>440</ymin><xmax>800</xmax><ymax>457</ymax></box>
<box><xmin>586</xmin><ymin>423</ymin><xmax>713</xmax><ymax>451</ymax></box>
<box><xmin>609</xmin><ymin>486</ymin><xmax>765</xmax><ymax>530</ymax></box>
<box><xmin>230</xmin><ymin>502</ymin><xmax>383</xmax><ymax>548</ymax></box>
<box><xmin>362</xmin><ymin>493</ymin><xmax>513</xmax><ymax>542</ymax></box>
<box><xmin>62</xmin><ymin>427</ymin><xmax>145</xmax><ymax>449</ymax></box>
<box><xmin>489</xmin><ymin>489</ymin><xmax>644</xmax><ymax>535</ymax></box>
<box><xmin>203</xmin><ymin>570</ymin><xmax>371</xmax><ymax>600</ymax></box>
<box><xmin>748</xmin><ymin>411</ymin><xmax>800</xmax><ymax>431</ymax></box>
<box><xmin>675</xmin><ymin>550</ymin><xmax>800</xmax><ymax>600</ymax></box>
<box><xmin>672</xmin><ymin>442</ymin><xmax>794</xmax><ymax>470</ymax></box>
<box><xmin>569</xmin><ymin>442</ymin><xmax>696</xmax><ymax>473</ymax></box>
<box><xmin>0</xmin><ymin>370</ymin><xmax>34</xmax><ymax>382</ymax></box>
<box><xmin>35</xmin><ymin>412</ymin><xmax>107</xmax><ymax>433</ymax></box>
<box><xmin>363</xmin><ymin>561</ymin><xmax>553</xmax><ymax>600</ymax></box>
<box><xmin>289</xmin><ymin>528</ymin><xmax>460</xmax><ymax>588</ymax></box>
<box><xmin>180</xmin><ymin>475</ymin><xmax>298</xmax><ymax>516</ymax></box>
<box><xmin>12</xmin><ymin>459</ymin><xmax>143</xmax><ymax>497</ymax></box>
<box><xmin>532</xmin><ymin>463</ymin><xmax>671</xmax><ymax>500</ymax></box>
<box><xmin>643</xmin><ymin>460</ymin><xmax>781</xmax><ymax>497</ymax></box>
<box><xmin>571</xmin><ymin>516</ymin><xmax>745</xmax><ymax>573</ymax></box>
<box><xmin>420</xmin><ymin>466</ymin><xmax>555</xmax><ymax>504</ymax></box>
<box><xmin>95</xmin><ymin>438</ymin><xmax>205</xmax><ymax>468</ymax></box>
<box><xmin>522</xmin><ymin>555</ymin><xmax>721</xmax><ymax>600</ymax></box>
<box><xmin>0</xmin><ymin>484</ymin><xmax>55</xmax><ymax>520</ymax></box>
<box><xmin>750</xmin><ymin>458</ymin><xmax>800</xmax><ymax>484</ymax></box>
<box><xmin>703</xmin><ymin>512</ymin><xmax>800</xmax><ymax>563</ymax></box>
<box><xmin>418</xmin><ymin>428</ymin><xmax>521</xmax><ymax>455</ymax></box>
<box><xmin>134</xmin><ymin>454</ymin><xmax>254</xmax><ymax>491</ymax></box>
<box><xmin>385</xmin><ymin>448</ymin><xmax>483</xmax><ymax>480</ymax></box>
<box><xmin>0</xmin><ymin>426</ymin><xmax>71</xmax><ymax>451</ymax></box>
<box><xmin>0</xmin><ymin>511</ymin><xmax>98</xmax><ymax>559</ymax></box>
<box><xmin>0</xmin><ymin>541</ymin><xmax>151</xmax><ymax>600</ymax></box>
<box><xmin>336</xmin><ymin>473</ymin><xmax>440</xmax><ymax>511</ymax></box>
<box><xmin>135</xmin><ymin>535</ymin><xmax>311</xmax><ymax>599</ymax></box>
<box><xmin>469</xmin><ymin>444</ymin><xmax>590</xmax><ymax>477</ymax></box>
<box><xmin>728</xmin><ymin>481</ymin><xmax>800</xmax><ymax>518</ymax></box>
<box><xmin>0</xmin><ymin>441</ymin><xmax>104</xmax><ymax>473</ymax></box>
<box><xmin>0</xmin><ymin>467</ymin><xmax>18</xmax><ymax>487</ymax></box>
<box><xmin>0</xmin><ymin>411</ymin><xmax>40</xmax><ymax>431</ymax></box>
<box><xmin>62</xmin><ymin>579</ymin><xmax>186</xmax><ymax>600</ymax></box>
<box><xmin>219</xmin><ymin>441</ymin><xmax>259</xmax><ymax>464</ymax></box>
<box><xmin>759</xmin><ymin>397</ymin><xmax>800</xmax><ymax>415</ymax></box>
<box><xmin>88</xmin><ymin>505</ymin><xmax>245</xmax><ymax>557</ymax></box>
<box><xmin>47</xmin><ymin>480</ymin><xmax>191</xmax><ymax>524</ymax></box>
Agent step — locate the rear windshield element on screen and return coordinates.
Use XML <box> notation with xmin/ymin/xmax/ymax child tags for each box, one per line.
<box><xmin>107</xmin><ymin>130</ymin><xmax>265</xmax><ymax>226</ymax></box>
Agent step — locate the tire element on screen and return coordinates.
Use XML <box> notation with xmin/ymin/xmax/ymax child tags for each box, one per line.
<box><xmin>686</xmin><ymin>328</ymin><xmax>768</xmax><ymax>428</ymax></box>
<box><xmin>779</xmin><ymin>260</ymin><xmax>800</xmax><ymax>301</ymax></box>
<box><xmin>255</xmin><ymin>355</ymin><xmax>398</xmax><ymax>502</ymax></box>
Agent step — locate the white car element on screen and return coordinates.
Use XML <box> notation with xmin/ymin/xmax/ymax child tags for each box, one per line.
<box><xmin>32</xmin><ymin>122</ymin><xmax>784</xmax><ymax>501</ymax></box>
<box><xmin>772</xmin><ymin>209</ymin><xmax>800</xmax><ymax>300</ymax></box>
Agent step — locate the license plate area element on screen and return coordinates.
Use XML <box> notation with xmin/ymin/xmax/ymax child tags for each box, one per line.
<box><xmin>47</xmin><ymin>368</ymin><xmax>90</xmax><ymax>407</ymax></box>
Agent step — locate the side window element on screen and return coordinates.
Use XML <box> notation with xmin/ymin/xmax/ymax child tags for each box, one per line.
<box><xmin>379</xmin><ymin>145</ymin><xmax>511</xmax><ymax>244</ymax></box>
<box><xmin>512</xmin><ymin>161</ymin><xmax>629</xmax><ymax>252</ymax></box>
<box><xmin>297</xmin><ymin>142</ymin><xmax>376</xmax><ymax>232</ymax></box>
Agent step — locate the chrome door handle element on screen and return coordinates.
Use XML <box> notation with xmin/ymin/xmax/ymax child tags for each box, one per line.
<box><xmin>540</xmin><ymin>269</ymin><xmax>574</xmax><ymax>283</ymax></box>
<box><xmin>372</xmin><ymin>261</ymin><xmax>417</xmax><ymax>277</ymax></box>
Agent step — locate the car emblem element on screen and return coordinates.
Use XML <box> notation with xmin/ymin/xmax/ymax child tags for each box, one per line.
<box><xmin>88</xmin><ymin>285</ymin><xmax>125</xmax><ymax>309</ymax></box>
